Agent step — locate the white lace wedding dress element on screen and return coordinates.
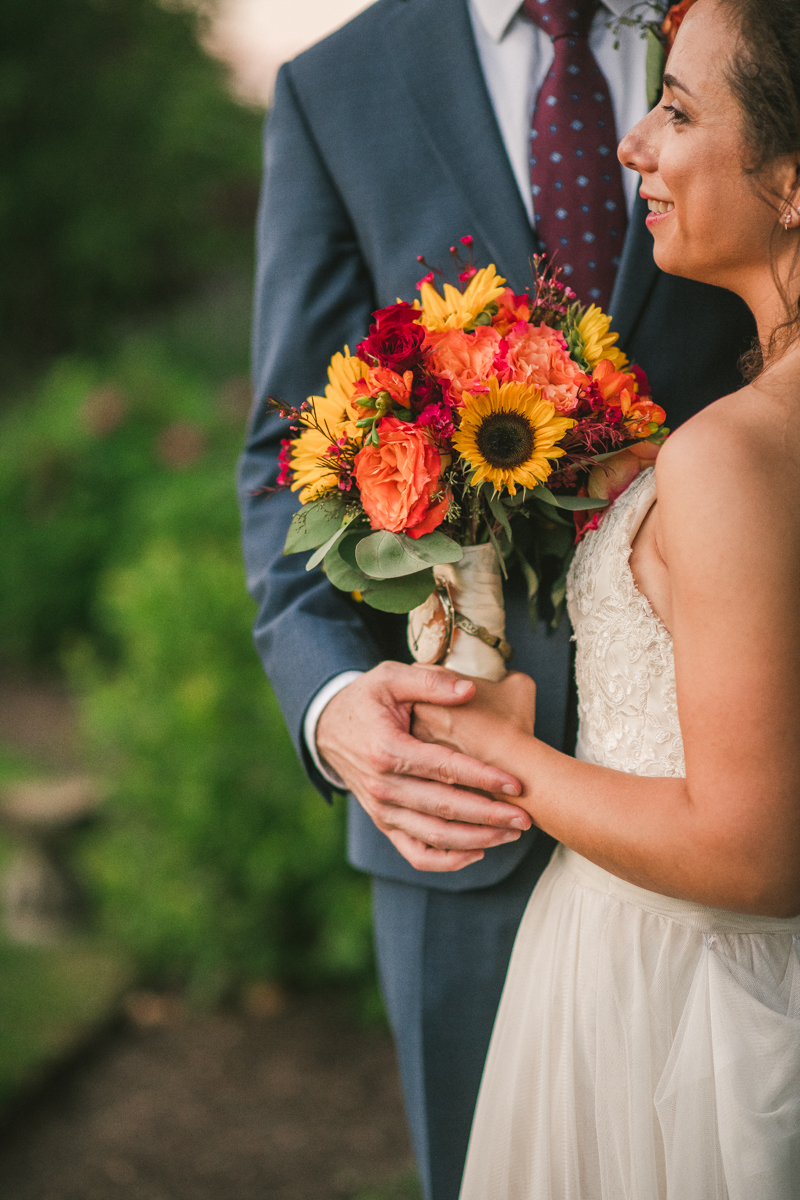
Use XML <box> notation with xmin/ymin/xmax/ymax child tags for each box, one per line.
<box><xmin>459</xmin><ymin>468</ymin><xmax>800</xmax><ymax>1200</ymax></box>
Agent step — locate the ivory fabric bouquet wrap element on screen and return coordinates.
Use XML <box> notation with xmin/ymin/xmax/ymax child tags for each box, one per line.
<box><xmin>269</xmin><ymin>243</ymin><xmax>667</xmax><ymax>682</ymax></box>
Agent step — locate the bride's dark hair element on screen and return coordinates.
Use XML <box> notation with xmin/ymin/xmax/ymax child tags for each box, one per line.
<box><xmin>721</xmin><ymin>0</ymin><xmax>800</xmax><ymax>376</ymax></box>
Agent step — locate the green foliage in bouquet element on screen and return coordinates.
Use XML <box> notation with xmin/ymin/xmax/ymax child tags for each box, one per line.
<box><xmin>276</xmin><ymin>254</ymin><xmax>667</xmax><ymax>629</ymax></box>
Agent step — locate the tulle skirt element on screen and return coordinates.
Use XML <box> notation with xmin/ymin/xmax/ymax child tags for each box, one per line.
<box><xmin>459</xmin><ymin>845</ymin><xmax>800</xmax><ymax>1200</ymax></box>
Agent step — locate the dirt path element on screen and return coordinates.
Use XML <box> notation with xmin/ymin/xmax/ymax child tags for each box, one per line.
<box><xmin>0</xmin><ymin>675</ymin><xmax>81</xmax><ymax>772</ymax></box>
<box><xmin>0</xmin><ymin>992</ymin><xmax>415</xmax><ymax>1200</ymax></box>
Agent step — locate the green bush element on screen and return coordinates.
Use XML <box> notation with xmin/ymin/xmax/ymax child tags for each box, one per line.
<box><xmin>0</xmin><ymin>287</ymin><xmax>375</xmax><ymax>999</ymax></box>
<box><xmin>0</xmin><ymin>0</ymin><xmax>262</xmax><ymax>376</ymax></box>
<box><xmin>0</xmin><ymin>1</ymin><xmax>373</xmax><ymax>1002</ymax></box>
<box><xmin>0</xmin><ymin>281</ymin><xmax>250</xmax><ymax>665</ymax></box>
<box><xmin>74</xmin><ymin>538</ymin><xmax>373</xmax><ymax>1001</ymax></box>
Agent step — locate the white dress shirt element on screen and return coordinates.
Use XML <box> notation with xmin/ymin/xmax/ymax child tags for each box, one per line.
<box><xmin>469</xmin><ymin>0</ymin><xmax>657</xmax><ymax>220</ymax></box>
<box><xmin>305</xmin><ymin>0</ymin><xmax>658</xmax><ymax>784</ymax></box>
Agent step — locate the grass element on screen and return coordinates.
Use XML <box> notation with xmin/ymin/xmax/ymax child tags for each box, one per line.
<box><xmin>353</xmin><ymin>1173</ymin><xmax>423</xmax><ymax>1200</ymax></box>
<box><xmin>0</xmin><ymin>742</ymin><xmax>39</xmax><ymax>787</ymax></box>
<box><xmin>0</xmin><ymin>937</ymin><xmax>133</xmax><ymax>1108</ymax></box>
<box><xmin>0</xmin><ymin>739</ymin><xmax>133</xmax><ymax>1108</ymax></box>
<box><xmin>0</xmin><ymin>741</ymin><xmax>44</xmax><ymax>872</ymax></box>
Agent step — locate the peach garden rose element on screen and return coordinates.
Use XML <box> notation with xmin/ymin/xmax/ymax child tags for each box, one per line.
<box><xmin>425</xmin><ymin>325</ymin><xmax>501</xmax><ymax>400</ymax></box>
<box><xmin>502</xmin><ymin>323</ymin><xmax>588</xmax><ymax>414</ymax></box>
<box><xmin>353</xmin><ymin>416</ymin><xmax>449</xmax><ymax>539</ymax></box>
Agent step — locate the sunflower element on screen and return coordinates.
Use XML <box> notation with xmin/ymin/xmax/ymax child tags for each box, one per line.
<box><xmin>453</xmin><ymin>378</ymin><xmax>575</xmax><ymax>495</ymax></box>
<box><xmin>419</xmin><ymin>265</ymin><xmax>508</xmax><ymax>332</ymax></box>
<box><xmin>577</xmin><ymin>305</ymin><xmax>629</xmax><ymax>371</ymax></box>
<box><xmin>290</xmin><ymin>350</ymin><xmax>369</xmax><ymax>502</ymax></box>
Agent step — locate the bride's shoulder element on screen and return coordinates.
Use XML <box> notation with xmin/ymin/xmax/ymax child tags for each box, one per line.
<box><xmin>654</xmin><ymin>378</ymin><xmax>800</xmax><ymax>509</ymax></box>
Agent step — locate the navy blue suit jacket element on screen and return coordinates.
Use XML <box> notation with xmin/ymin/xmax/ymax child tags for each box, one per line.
<box><xmin>239</xmin><ymin>0</ymin><xmax>755</xmax><ymax>891</ymax></box>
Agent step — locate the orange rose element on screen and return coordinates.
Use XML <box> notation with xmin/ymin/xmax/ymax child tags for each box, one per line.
<box><xmin>503</xmin><ymin>322</ymin><xmax>588</xmax><ymax>413</ymax></box>
<box><xmin>351</xmin><ymin>366</ymin><xmax>414</xmax><ymax>409</ymax></box>
<box><xmin>425</xmin><ymin>326</ymin><xmax>501</xmax><ymax>399</ymax></box>
<box><xmin>354</xmin><ymin>416</ymin><xmax>449</xmax><ymax>539</ymax></box>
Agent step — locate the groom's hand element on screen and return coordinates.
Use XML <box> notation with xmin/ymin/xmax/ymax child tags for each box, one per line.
<box><xmin>315</xmin><ymin>662</ymin><xmax>531</xmax><ymax>873</ymax></box>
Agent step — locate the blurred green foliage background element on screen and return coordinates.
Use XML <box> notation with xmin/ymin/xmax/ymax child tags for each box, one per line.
<box><xmin>0</xmin><ymin>0</ymin><xmax>375</xmax><ymax>1005</ymax></box>
<box><xmin>0</xmin><ymin>0</ymin><xmax>260</xmax><ymax>376</ymax></box>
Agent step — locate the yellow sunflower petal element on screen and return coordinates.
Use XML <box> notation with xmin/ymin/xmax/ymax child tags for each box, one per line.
<box><xmin>322</xmin><ymin>350</ymin><xmax>370</xmax><ymax>421</ymax></box>
<box><xmin>419</xmin><ymin>265</ymin><xmax>508</xmax><ymax>332</ymax></box>
<box><xmin>453</xmin><ymin>377</ymin><xmax>574</xmax><ymax>496</ymax></box>
<box><xmin>576</xmin><ymin>305</ymin><xmax>629</xmax><ymax>371</ymax></box>
<box><xmin>290</xmin><ymin>350</ymin><xmax>369</xmax><ymax>502</ymax></box>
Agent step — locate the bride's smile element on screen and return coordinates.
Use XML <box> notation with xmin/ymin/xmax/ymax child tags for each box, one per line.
<box><xmin>620</xmin><ymin>0</ymin><xmax>800</xmax><ymax>334</ymax></box>
<box><xmin>643</xmin><ymin>196</ymin><xmax>676</xmax><ymax>224</ymax></box>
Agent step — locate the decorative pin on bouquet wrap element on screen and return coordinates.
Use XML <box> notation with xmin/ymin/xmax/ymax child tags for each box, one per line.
<box><xmin>268</xmin><ymin>241</ymin><xmax>667</xmax><ymax>682</ymax></box>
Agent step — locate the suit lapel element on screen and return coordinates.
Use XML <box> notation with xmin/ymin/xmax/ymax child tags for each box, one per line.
<box><xmin>608</xmin><ymin>194</ymin><xmax>659</xmax><ymax>344</ymax></box>
<box><xmin>383</xmin><ymin>0</ymin><xmax>537</xmax><ymax>285</ymax></box>
<box><xmin>384</xmin><ymin>0</ymin><xmax>658</xmax><ymax>332</ymax></box>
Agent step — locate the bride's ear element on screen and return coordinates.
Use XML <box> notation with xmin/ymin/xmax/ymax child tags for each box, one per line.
<box><xmin>776</xmin><ymin>158</ymin><xmax>800</xmax><ymax>231</ymax></box>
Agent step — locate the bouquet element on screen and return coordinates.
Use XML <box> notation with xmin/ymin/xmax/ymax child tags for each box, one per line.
<box><xmin>270</xmin><ymin>242</ymin><xmax>667</xmax><ymax>681</ymax></box>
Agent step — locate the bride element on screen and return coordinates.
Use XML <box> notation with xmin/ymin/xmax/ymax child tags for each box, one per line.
<box><xmin>412</xmin><ymin>1</ymin><xmax>800</xmax><ymax>1196</ymax></box>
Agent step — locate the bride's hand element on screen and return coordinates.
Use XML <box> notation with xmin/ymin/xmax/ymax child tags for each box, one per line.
<box><xmin>412</xmin><ymin>671</ymin><xmax>536</xmax><ymax>763</ymax></box>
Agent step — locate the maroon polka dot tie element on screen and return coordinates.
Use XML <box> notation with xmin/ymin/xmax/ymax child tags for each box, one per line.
<box><xmin>523</xmin><ymin>0</ymin><xmax>628</xmax><ymax>310</ymax></box>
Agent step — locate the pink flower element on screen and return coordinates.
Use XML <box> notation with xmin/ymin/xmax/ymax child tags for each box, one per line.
<box><xmin>277</xmin><ymin>438</ymin><xmax>294</xmax><ymax>487</ymax></box>
<box><xmin>501</xmin><ymin>323</ymin><xmax>588</xmax><ymax>413</ymax></box>
<box><xmin>425</xmin><ymin>326</ymin><xmax>502</xmax><ymax>400</ymax></box>
<box><xmin>416</xmin><ymin>402</ymin><xmax>455</xmax><ymax>438</ymax></box>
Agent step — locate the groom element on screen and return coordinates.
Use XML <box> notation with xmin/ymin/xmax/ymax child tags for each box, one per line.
<box><xmin>239</xmin><ymin>1</ymin><xmax>754</xmax><ymax>1197</ymax></box>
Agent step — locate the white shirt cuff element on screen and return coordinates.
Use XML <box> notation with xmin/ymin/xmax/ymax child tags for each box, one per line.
<box><xmin>303</xmin><ymin>671</ymin><xmax>364</xmax><ymax>788</ymax></box>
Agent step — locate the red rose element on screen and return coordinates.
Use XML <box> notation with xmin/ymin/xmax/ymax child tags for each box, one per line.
<box><xmin>356</xmin><ymin>303</ymin><xmax>426</xmax><ymax>372</ymax></box>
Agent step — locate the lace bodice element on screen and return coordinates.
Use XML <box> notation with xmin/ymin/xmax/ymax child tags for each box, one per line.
<box><xmin>566</xmin><ymin>468</ymin><xmax>685</xmax><ymax>777</ymax></box>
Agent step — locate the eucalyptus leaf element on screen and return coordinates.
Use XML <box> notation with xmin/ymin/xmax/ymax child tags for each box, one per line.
<box><xmin>516</xmin><ymin>551</ymin><xmax>539</xmax><ymax>604</ymax></box>
<box><xmin>403</xmin><ymin>529</ymin><xmax>463</xmax><ymax>567</ymax></box>
<box><xmin>323</xmin><ymin>533</ymin><xmax>373</xmax><ymax>592</ymax></box>
<box><xmin>355</xmin><ymin>530</ymin><xmax>438</xmax><ymax>580</ymax></box>
<box><xmin>589</xmin><ymin>449</ymin><xmax>628</xmax><ymax>464</ymax></box>
<box><xmin>532</xmin><ymin>500</ymin><xmax>574</xmax><ymax>528</ymax></box>
<box><xmin>284</xmin><ymin>497</ymin><xmax>347</xmax><ymax>555</ymax></box>
<box><xmin>305</xmin><ymin>516</ymin><xmax>354</xmax><ymax>572</ymax></box>
<box><xmin>486</xmin><ymin>488</ymin><xmax>513</xmax><ymax>542</ymax></box>
<box><xmin>486</xmin><ymin>524</ymin><xmax>508</xmax><ymax>580</ymax></box>
<box><xmin>360</xmin><ymin>569</ymin><xmax>436</xmax><ymax>613</ymax></box>
<box><xmin>532</xmin><ymin>485</ymin><xmax>608</xmax><ymax>512</ymax></box>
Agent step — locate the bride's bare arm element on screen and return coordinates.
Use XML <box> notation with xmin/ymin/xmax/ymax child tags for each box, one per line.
<box><xmin>414</xmin><ymin>399</ymin><xmax>800</xmax><ymax>917</ymax></box>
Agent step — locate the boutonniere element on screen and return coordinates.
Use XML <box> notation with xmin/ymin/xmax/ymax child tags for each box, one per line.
<box><xmin>607</xmin><ymin>1</ymin><xmax>700</xmax><ymax>107</ymax></box>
